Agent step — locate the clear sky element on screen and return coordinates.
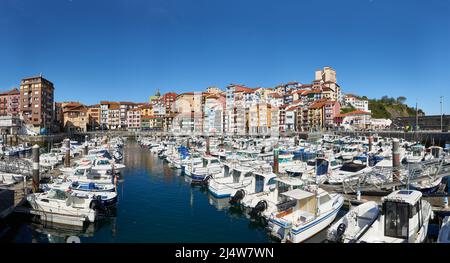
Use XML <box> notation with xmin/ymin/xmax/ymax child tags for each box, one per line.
<box><xmin>0</xmin><ymin>0</ymin><xmax>449</xmax><ymax>115</ymax></box>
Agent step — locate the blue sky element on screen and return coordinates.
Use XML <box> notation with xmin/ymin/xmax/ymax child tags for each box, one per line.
<box><xmin>0</xmin><ymin>0</ymin><xmax>449</xmax><ymax>115</ymax></box>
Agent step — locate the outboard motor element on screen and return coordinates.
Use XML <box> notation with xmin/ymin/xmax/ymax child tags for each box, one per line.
<box><xmin>203</xmin><ymin>175</ymin><xmax>212</xmax><ymax>185</ymax></box>
<box><xmin>335</xmin><ymin>223</ymin><xmax>347</xmax><ymax>242</ymax></box>
<box><xmin>250</xmin><ymin>200</ymin><xmax>268</xmax><ymax>217</ymax></box>
<box><xmin>229</xmin><ymin>189</ymin><xmax>245</xmax><ymax>205</ymax></box>
<box><xmin>90</xmin><ymin>196</ymin><xmax>105</xmax><ymax>213</ymax></box>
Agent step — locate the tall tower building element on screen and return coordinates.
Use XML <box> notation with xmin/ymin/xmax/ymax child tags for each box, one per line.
<box><xmin>19</xmin><ymin>76</ymin><xmax>55</xmax><ymax>133</ymax></box>
<box><xmin>315</xmin><ymin>67</ymin><xmax>337</xmax><ymax>83</ymax></box>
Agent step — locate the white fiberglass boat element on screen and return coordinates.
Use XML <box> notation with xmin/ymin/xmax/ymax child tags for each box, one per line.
<box><xmin>356</xmin><ymin>190</ymin><xmax>433</xmax><ymax>243</ymax></box>
<box><xmin>326</xmin><ymin>161</ymin><xmax>372</xmax><ymax>185</ymax></box>
<box><xmin>62</xmin><ymin>166</ymin><xmax>114</xmax><ymax>185</ymax></box>
<box><xmin>241</xmin><ymin>176</ymin><xmax>304</xmax><ymax>219</ymax></box>
<box><xmin>327</xmin><ymin>201</ymin><xmax>379</xmax><ymax>243</ymax></box>
<box><xmin>267</xmin><ymin>186</ymin><xmax>344</xmax><ymax>243</ymax></box>
<box><xmin>27</xmin><ymin>188</ymin><xmax>101</xmax><ymax>226</ymax></box>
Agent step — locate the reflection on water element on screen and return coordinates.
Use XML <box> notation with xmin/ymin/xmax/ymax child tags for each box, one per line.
<box><xmin>208</xmin><ymin>194</ymin><xmax>231</xmax><ymax>211</ymax></box>
<box><xmin>8</xmin><ymin>141</ymin><xmax>272</xmax><ymax>243</ymax></box>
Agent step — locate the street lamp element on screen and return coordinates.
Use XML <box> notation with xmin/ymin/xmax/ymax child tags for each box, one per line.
<box><xmin>441</xmin><ymin>96</ymin><xmax>444</xmax><ymax>132</ymax></box>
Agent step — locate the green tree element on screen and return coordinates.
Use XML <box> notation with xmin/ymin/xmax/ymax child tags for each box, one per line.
<box><xmin>397</xmin><ymin>96</ymin><xmax>407</xmax><ymax>104</ymax></box>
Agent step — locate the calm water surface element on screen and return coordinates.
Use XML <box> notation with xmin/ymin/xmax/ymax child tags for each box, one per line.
<box><xmin>7</xmin><ymin>141</ymin><xmax>276</xmax><ymax>243</ymax></box>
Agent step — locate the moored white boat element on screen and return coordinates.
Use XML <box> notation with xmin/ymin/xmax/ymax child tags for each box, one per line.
<box><xmin>267</xmin><ymin>186</ymin><xmax>344</xmax><ymax>243</ymax></box>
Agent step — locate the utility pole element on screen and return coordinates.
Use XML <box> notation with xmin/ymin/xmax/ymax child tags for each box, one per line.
<box><xmin>415</xmin><ymin>100</ymin><xmax>419</xmax><ymax>132</ymax></box>
<box><xmin>441</xmin><ymin>96</ymin><xmax>444</xmax><ymax>132</ymax></box>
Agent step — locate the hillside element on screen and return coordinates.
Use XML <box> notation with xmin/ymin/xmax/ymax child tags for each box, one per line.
<box><xmin>350</xmin><ymin>95</ymin><xmax>425</xmax><ymax>119</ymax></box>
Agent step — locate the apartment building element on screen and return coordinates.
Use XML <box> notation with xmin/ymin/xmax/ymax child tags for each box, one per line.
<box><xmin>19</xmin><ymin>76</ymin><xmax>54</xmax><ymax>133</ymax></box>
<box><xmin>127</xmin><ymin>108</ymin><xmax>141</xmax><ymax>131</ymax></box>
<box><xmin>344</xmin><ymin>94</ymin><xmax>370</xmax><ymax>112</ymax></box>
<box><xmin>61</xmin><ymin>102</ymin><xmax>89</xmax><ymax>132</ymax></box>
<box><xmin>0</xmin><ymin>88</ymin><xmax>20</xmax><ymax>116</ymax></box>
<box><xmin>87</xmin><ymin>104</ymin><xmax>101</xmax><ymax>130</ymax></box>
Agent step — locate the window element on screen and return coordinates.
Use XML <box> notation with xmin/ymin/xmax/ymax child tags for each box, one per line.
<box><xmin>384</xmin><ymin>201</ymin><xmax>409</xmax><ymax>239</ymax></box>
<box><xmin>319</xmin><ymin>194</ymin><xmax>331</xmax><ymax>205</ymax></box>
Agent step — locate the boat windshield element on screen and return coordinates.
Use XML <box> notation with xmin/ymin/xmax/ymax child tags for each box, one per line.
<box><xmin>344</xmin><ymin>147</ymin><xmax>356</xmax><ymax>153</ymax></box>
<box><xmin>384</xmin><ymin>201</ymin><xmax>409</xmax><ymax>239</ymax></box>
<box><xmin>47</xmin><ymin>189</ymin><xmax>68</xmax><ymax>200</ymax></box>
<box><xmin>74</xmin><ymin>169</ymin><xmax>85</xmax><ymax>176</ymax></box>
<box><xmin>97</xmin><ymin>160</ymin><xmax>110</xmax><ymax>165</ymax></box>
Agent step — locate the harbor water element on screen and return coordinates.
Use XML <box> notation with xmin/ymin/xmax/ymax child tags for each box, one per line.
<box><xmin>4</xmin><ymin>139</ymin><xmax>441</xmax><ymax>243</ymax></box>
<box><xmin>3</xmin><ymin>141</ymin><xmax>283</xmax><ymax>243</ymax></box>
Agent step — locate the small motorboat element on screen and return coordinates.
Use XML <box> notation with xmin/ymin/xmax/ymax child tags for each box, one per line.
<box><xmin>327</xmin><ymin>201</ymin><xmax>379</xmax><ymax>243</ymax></box>
<box><xmin>267</xmin><ymin>186</ymin><xmax>344</xmax><ymax>243</ymax></box>
<box><xmin>356</xmin><ymin>190</ymin><xmax>433</xmax><ymax>243</ymax></box>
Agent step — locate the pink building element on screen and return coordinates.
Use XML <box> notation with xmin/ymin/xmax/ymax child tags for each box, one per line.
<box><xmin>0</xmin><ymin>88</ymin><xmax>20</xmax><ymax>116</ymax></box>
<box><xmin>127</xmin><ymin>108</ymin><xmax>141</xmax><ymax>131</ymax></box>
<box><xmin>323</xmin><ymin>100</ymin><xmax>341</xmax><ymax>129</ymax></box>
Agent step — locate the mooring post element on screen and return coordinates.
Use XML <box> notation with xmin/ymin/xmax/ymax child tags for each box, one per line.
<box><xmin>206</xmin><ymin>136</ymin><xmax>210</xmax><ymax>155</ymax></box>
<box><xmin>273</xmin><ymin>148</ymin><xmax>279</xmax><ymax>174</ymax></box>
<box><xmin>392</xmin><ymin>139</ymin><xmax>400</xmax><ymax>182</ymax></box>
<box><xmin>64</xmin><ymin>138</ymin><xmax>71</xmax><ymax>167</ymax></box>
<box><xmin>32</xmin><ymin>144</ymin><xmax>40</xmax><ymax>193</ymax></box>
<box><xmin>84</xmin><ymin>135</ymin><xmax>89</xmax><ymax>156</ymax></box>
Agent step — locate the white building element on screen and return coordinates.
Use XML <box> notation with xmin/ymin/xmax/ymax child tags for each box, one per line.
<box><xmin>370</xmin><ymin>118</ymin><xmax>392</xmax><ymax>130</ymax></box>
<box><xmin>344</xmin><ymin>94</ymin><xmax>370</xmax><ymax>112</ymax></box>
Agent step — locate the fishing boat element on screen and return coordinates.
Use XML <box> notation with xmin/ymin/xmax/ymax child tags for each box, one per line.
<box><xmin>267</xmin><ymin>186</ymin><xmax>344</xmax><ymax>243</ymax></box>
<box><xmin>356</xmin><ymin>190</ymin><xmax>433</xmax><ymax>243</ymax></box>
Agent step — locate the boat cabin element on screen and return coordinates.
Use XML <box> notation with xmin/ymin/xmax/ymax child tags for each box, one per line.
<box><xmin>251</xmin><ymin>168</ymin><xmax>277</xmax><ymax>194</ymax></box>
<box><xmin>429</xmin><ymin>146</ymin><xmax>444</xmax><ymax>159</ymax></box>
<box><xmin>381</xmin><ymin>190</ymin><xmax>428</xmax><ymax>242</ymax></box>
<box><xmin>202</xmin><ymin>156</ymin><xmax>221</xmax><ymax>167</ymax></box>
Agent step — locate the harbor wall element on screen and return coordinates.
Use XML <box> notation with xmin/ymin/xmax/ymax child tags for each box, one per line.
<box><xmin>12</xmin><ymin>130</ymin><xmax>449</xmax><ymax>148</ymax></box>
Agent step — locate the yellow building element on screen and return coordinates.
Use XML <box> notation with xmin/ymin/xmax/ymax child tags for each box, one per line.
<box><xmin>62</xmin><ymin>102</ymin><xmax>89</xmax><ymax>132</ymax></box>
<box><xmin>139</xmin><ymin>103</ymin><xmax>153</xmax><ymax>116</ymax></box>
